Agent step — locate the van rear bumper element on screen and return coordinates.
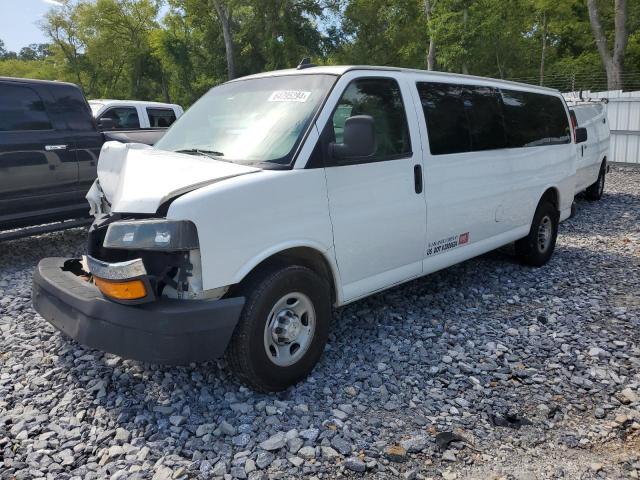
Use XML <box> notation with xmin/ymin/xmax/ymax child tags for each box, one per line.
<box><xmin>32</xmin><ymin>257</ymin><xmax>245</xmax><ymax>365</ymax></box>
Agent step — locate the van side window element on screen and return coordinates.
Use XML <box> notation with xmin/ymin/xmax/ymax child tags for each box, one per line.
<box><xmin>100</xmin><ymin>107</ymin><xmax>140</xmax><ymax>129</ymax></box>
<box><xmin>0</xmin><ymin>83</ymin><xmax>52</xmax><ymax>131</ymax></box>
<box><xmin>417</xmin><ymin>82</ymin><xmax>471</xmax><ymax>155</ymax></box>
<box><xmin>462</xmin><ymin>86</ymin><xmax>507</xmax><ymax>151</ymax></box>
<box><xmin>539</xmin><ymin>95</ymin><xmax>571</xmax><ymax>144</ymax></box>
<box><xmin>501</xmin><ymin>90</ymin><xmax>570</xmax><ymax>147</ymax></box>
<box><xmin>331</xmin><ymin>78</ymin><xmax>411</xmax><ymax>161</ymax></box>
<box><xmin>147</xmin><ymin>108</ymin><xmax>177</xmax><ymax>128</ymax></box>
<box><xmin>418</xmin><ymin>82</ymin><xmax>506</xmax><ymax>154</ymax></box>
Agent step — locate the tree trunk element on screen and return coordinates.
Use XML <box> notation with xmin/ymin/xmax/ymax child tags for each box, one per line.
<box><xmin>161</xmin><ymin>69</ymin><xmax>170</xmax><ymax>103</ymax></box>
<box><xmin>539</xmin><ymin>11</ymin><xmax>547</xmax><ymax>86</ymax></box>
<box><xmin>212</xmin><ymin>0</ymin><xmax>235</xmax><ymax>80</ymax></box>
<box><xmin>461</xmin><ymin>6</ymin><xmax>469</xmax><ymax>74</ymax></box>
<box><xmin>427</xmin><ymin>38</ymin><xmax>436</xmax><ymax>71</ymax></box>
<box><xmin>424</xmin><ymin>0</ymin><xmax>436</xmax><ymax>70</ymax></box>
<box><xmin>587</xmin><ymin>0</ymin><xmax>628</xmax><ymax>90</ymax></box>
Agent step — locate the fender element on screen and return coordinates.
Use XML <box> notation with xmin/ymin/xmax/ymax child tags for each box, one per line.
<box><xmin>231</xmin><ymin>240</ymin><xmax>344</xmax><ymax>305</ymax></box>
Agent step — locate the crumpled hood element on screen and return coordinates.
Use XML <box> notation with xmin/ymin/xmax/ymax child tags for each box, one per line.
<box><xmin>94</xmin><ymin>142</ymin><xmax>260</xmax><ymax>213</ymax></box>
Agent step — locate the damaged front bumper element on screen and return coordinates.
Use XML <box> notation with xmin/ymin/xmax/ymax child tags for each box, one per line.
<box><xmin>32</xmin><ymin>257</ymin><xmax>245</xmax><ymax>365</ymax></box>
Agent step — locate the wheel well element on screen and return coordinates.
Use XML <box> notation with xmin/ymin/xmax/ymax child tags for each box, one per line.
<box><xmin>236</xmin><ymin>247</ymin><xmax>337</xmax><ymax>303</ymax></box>
<box><xmin>540</xmin><ymin>187</ymin><xmax>559</xmax><ymax>211</ymax></box>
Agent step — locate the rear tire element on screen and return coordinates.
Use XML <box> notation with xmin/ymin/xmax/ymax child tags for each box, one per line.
<box><xmin>515</xmin><ymin>201</ymin><xmax>559</xmax><ymax>267</ymax></box>
<box><xmin>585</xmin><ymin>164</ymin><xmax>605</xmax><ymax>201</ymax></box>
<box><xmin>225</xmin><ymin>264</ymin><xmax>331</xmax><ymax>392</ymax></box>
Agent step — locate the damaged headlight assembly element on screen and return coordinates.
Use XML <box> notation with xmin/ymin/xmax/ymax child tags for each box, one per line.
<box><xmin>103</xmin><ymin>219</ymin><xmax>199</xmax><ymax>251</ymax></box>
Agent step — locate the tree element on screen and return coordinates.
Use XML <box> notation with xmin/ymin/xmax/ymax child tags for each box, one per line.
<box><xmin>41</xmin><ymin>0</ymin><xmax>164</xmax><ymax>99</ymax></box>
<box><xmin>335</xmin><ymin>0</ymin><xmax>428</xmax><ymax>67</ymax></box>
<box><xmin>0</xmin><ymin>0</ymin><xmax>635</xmax><ymax>107</ymax></box>
<box><xmin>212</xmin><ymin>0</ymin><xmax>235</xmax><ymax>79</ymax></box>
<box><xmin>42</xmin><ymin>0</ymin><xmax>86</xmax><ymax>85</ymax></box>
<box><xmin>18</xmin><ymin>44</ymin><xmax>51</xmax><ymax>61</ymax></box>
<box><xmin>587</xmin><ymin>0</ymin><xmax>628</xmax><ymax>90</ymax></box>
<box><xmin>424</xmin><ymin>0</ymin><xmax>437</xmax><ymax>70</ymax></box>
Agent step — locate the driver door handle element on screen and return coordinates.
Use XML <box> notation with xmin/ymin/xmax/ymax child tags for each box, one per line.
<box><xmin>45</xmin><ymin>144</ymin><xmax>67</xmax><ymax>151</ymax></box>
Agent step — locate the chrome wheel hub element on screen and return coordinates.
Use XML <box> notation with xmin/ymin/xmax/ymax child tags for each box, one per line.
<box><xmin>537</xmin><ymin>215</ymin><xmax>552</xmax><ymax>252</ymax></box>
<box><xmin>264</xmin><ymin>292</ymin><xmax>315</xmax><ymax>367</ymax></box>
<box><xmin>272</xmin><ymin>309</ymin><xmax>302</xmax><ymax>344</ymax></box>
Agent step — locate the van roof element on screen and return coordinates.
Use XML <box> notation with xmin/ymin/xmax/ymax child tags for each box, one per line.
<box><xmin>231</xmin><ymin>65</ymin><xmax>560</xmax><ymax>94</ymax></box>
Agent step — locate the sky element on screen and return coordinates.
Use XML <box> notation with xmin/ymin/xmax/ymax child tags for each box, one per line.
<box><xmin>0</xmin><ymin>0</ymin><xmax>173</xmax><ymax>53</ymax></box>
<box><xmin>0</xmin><ymin>0</ymin><xmax>57</xmax><ymax>52</ymax></box>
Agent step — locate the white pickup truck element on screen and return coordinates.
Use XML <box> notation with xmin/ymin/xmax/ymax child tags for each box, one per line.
<box><xmin>33</xmin><ymin>66</ymin><xmax>597</xmax><ymax>392</ymax></box>
<box><xmin>89</xmin><ymin>99</ymin><xmax>183</xmax><ymax>130</ymax></box>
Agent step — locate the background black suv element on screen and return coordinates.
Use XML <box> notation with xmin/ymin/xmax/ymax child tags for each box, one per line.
<box><xmin>0</xmin><ymin>77</ymin><xmax>165</xmax><ymax>234</ymax></box>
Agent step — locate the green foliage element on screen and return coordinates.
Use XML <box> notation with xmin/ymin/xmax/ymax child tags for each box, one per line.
<box><xmin>334</xmin><ymin>0</ymin><xmax>428</xmax><ymax>67</ymax></box>
<box><xmin>0</xmin><ymin>0</ymin><xmax>638</xmax><ymax>106</ymax></box>
<box><xmin>0</xmin><ymin>58</ymin><xmax>66</xmax><ymax>80</ymax></box>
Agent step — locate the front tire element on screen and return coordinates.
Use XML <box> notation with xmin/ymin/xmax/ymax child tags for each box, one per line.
<box><xmin>226</xmin><ymin>265</ymin><xmax>331</xmax><ymax>392</ymax></box>
<box><xmin>515</xmin><ymin>201</ymin><xmax>559</xmax><ymax>267</ymax></box>
<box><xmin>585</xmin><ymin>164</ymin><xmax>605</xmax><ymax>201</ymax></box>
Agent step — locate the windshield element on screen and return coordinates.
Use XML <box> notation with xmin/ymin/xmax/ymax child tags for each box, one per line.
<box><xmin>155</xmin><ymin>74</ymin><xmax>336</xmax><ymax>166</ymax></box>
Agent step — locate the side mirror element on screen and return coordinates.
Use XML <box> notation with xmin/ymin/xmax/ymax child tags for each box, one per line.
<box><xmin>97</xmin><ymin>117</ymin><xmax>116</xmax><ymax>131</ymax></box>
<box><xmin>330</xmin><ymin>115</ymin><xmax>376</xmax><ymax>160</ymax></box>
<box><xmin>575</xmin><ymin>127</ymin><xmax>588</xmax><ymax>144</ymax></box>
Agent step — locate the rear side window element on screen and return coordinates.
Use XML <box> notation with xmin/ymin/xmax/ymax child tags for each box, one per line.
<box><xmin>0</xmin><ymin>83</ymin><xmax>52</xmax><ymax>131</ymax></box>
<box><xmin>462</xmin><ymin>86</ymin><xmax>506</xmax><ymax>151</ymax></box>
<box><xmin>417</xmin><ymin>82</ymin><xmax>471</xmax><ymax>155</ymax></box>
<box><xmin>501</xmin><ymin>90</ymin><xmax>570</xmax><ymax>147</ymax></box>
<box><xmin>147</xmin><ymin>108</ymin><xmax>177</xmax><ymax>128</ymax></box>
<box><xmin>47</xmin><ymin>85</ymin><xmax>94</xmax><ymax>131</ymax></box>
<box><xmin>331</xmin><ymin>77</ymin><xmax>411</xmax><ymax>160</ymax></box>
<box><xmin>540</xmin><ymin>95</ymin><xmax>571</xmax><ymax>144</ymax></box>
<box><xmin>418</xmin><ymin>82</ymin><xmax>506</xmax><ymax>154</ymax></box>
<box><xmin>100</xmin><ymin>107</ymin><xmax>140</xmax><ymax>129</ymax></box>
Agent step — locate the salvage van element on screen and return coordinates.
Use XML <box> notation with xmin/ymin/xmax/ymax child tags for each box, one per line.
<box><xmin>33</xmin><ymin>66</ymin><xmax>587</xmax><ymax>391</ymax></box>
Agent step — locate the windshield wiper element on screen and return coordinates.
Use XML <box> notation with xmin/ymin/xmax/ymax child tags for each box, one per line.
<box><xmin>175</xmin><ymin>148</ymin><xmax>225</xmax><ymax>159</ymax></box>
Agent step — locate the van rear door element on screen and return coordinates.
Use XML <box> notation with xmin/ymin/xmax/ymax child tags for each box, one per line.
<box><xmin>0</xmin><ymin>81</ymin><xmax>80</xmax><ymax>228</ymax></box>
<box><xmin>413</xmin><ymin>81</ymin><xmax>514</xmax><ymax>267</ymax></box>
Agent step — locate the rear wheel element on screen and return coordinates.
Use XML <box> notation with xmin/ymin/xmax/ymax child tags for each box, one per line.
<box><xmin>225</xmin><ymin>264</ymin><xmax>331</xmax><ymax>392</ymax></box>
<box><xmin>585</xmin><ymin>164</ymin><xmax>605</xmax><ymax>201</ymax></box>
<box><xmin>515</xmin><ymin>201</ymin><xmax>559</xmax><ymax>267</ymax></box>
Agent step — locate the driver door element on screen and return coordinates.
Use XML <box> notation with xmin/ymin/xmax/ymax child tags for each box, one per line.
<box><xmin>317</xmin><ymin>74</ymin><xmax>427</xmax><ymax>302</ymax></box>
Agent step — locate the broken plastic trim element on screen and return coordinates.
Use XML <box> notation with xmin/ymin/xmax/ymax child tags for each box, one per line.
<box><xmin>86</xmin><ymin>256</ymin><xmax>147</xmax><ymax>281</ymax></box>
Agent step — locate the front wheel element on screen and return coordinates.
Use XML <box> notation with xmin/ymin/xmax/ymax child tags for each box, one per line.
<box><xmin>585</xmin><ymin>165</ymin><xmax>605</xmax><ymax>201</ymax></box>
<box><xmin>225</xmin><ymin>265</ymin><xmax>331</xmax><ymax>392</ymax></box>
<box><xmin>515</xmin><ymin>201</ymin><xmax>559</xmax><ymax>267</ymax></box>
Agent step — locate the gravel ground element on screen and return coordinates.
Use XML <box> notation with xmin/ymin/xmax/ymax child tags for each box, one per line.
<box><xmin>1</xmin><ymin>166</ymin><xmax>639</xmax><ymax>480</ymax></box>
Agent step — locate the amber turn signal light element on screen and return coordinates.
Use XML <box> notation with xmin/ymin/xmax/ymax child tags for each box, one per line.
<box><xmin>94</xmin><ymin>277</ymin><xmax>147</xmax><ymax>300</ymax></box>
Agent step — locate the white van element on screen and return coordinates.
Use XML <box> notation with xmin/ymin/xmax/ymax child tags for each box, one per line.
<box><xmin>33</xmin><ymin>66</ymin><xmax>590</xmax><ymax>392</ymax></box>
<box><xmin>568</xmin><ymin>102</ymin><xmax>610</xmax><ymax>199</ymax></box>
<box><xmin>88</xmin><ymin>99</ymin><xmax>184</xmax><ymax>130</ymax></box>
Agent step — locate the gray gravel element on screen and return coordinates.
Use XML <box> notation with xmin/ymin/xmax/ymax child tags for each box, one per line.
<box><xmin>1</xmin><ymin>166</ymin><xmax>639</xmax><ymax>480</ymax></box>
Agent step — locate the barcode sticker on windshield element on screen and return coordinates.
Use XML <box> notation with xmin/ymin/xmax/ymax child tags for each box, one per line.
<box><xmin>268</xmin><ymin>90</ymin><xmax>311</xmax><ymax>102</ymax></box>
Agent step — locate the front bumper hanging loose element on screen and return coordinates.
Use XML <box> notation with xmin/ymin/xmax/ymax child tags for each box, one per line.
<box><xmin>32</xmin><ymin>257</ymin><xmax>245</xmax><ymax>365</ymax></box>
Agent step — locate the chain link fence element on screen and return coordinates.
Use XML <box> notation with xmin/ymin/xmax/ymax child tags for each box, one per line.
<box><xmin>507</xmin><ymin>72</ymin><xmax>640</xmax><ymax>93</ymax></box>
